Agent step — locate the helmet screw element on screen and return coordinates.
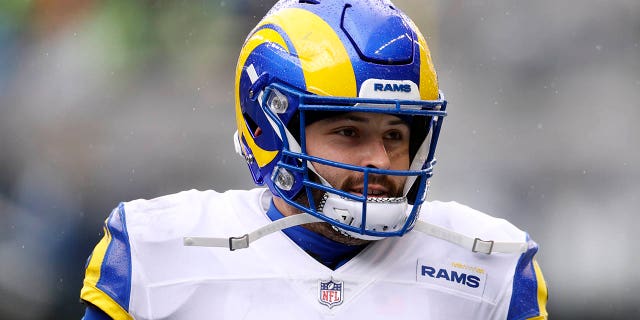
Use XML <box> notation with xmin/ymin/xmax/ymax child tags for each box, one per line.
<box><xmin>273</xmin><ymin>167</ymin><xmax>294</xmax><ymax>191</ymax></box>
<box><xmin>267</xmin><ymin>89</ymin><xmax>288</xmax><ymax>114</ymax></box>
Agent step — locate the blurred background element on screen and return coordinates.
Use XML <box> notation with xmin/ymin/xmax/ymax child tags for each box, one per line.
<box><xmin>0</xmin><ymin>0</ymin><xmax>638</xmax><ymax>319</ymax></box>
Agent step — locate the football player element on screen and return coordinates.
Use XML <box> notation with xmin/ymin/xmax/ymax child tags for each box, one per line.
<box><xmin>80</xmin><ymin>0</ymin><xmax>548</xmax><ymax>319</ymax></box>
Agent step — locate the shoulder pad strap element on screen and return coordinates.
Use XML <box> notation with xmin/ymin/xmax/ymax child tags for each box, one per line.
<box><xmin>183</xmin><ymin>214</ymin><xmax>322</xmax><ymax>250</ymax></box>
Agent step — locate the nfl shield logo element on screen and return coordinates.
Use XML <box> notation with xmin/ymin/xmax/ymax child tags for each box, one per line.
<box><xmin>318</xmin><ymin>279</ymin><xmax>344</xmax><ymax>308</ymax></box>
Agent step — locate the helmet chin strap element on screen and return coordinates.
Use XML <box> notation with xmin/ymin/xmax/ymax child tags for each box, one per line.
<box><xmin>317</xmin><ymin>192</ymin><xmax>408</xmax><ymax>241</ymax></box>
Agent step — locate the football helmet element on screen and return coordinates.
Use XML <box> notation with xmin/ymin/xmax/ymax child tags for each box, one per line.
<box><xmin>233</xmin><ymin>0</ymin><xmax>447</xmax><ymax>240</ymax></box>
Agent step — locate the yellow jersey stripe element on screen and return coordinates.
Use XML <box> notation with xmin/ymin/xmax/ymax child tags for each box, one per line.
<box><xmin>83</xmin><ymin>224</ymin><xmax>111</xmax><ymax>290</ymax></box>
<box><xmin>80</xmin><ymin>285</ymin><xmax>133</xmax><ymax>320</ymax></box>
<box><xmin>533</xmin><ymin>259</ymin><xmax>549</xmax><ymax>318</ymax></box>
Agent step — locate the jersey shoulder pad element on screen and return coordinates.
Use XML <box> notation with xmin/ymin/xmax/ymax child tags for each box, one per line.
<box><xmin>421</xmin><ymin>201</ymin><xmax>548</xmax><ymax>319</ymax></box>
<box><xmin>122</xmin><ymin>189</ymin><xmax>219</xmax><ymax>243</ymax></box>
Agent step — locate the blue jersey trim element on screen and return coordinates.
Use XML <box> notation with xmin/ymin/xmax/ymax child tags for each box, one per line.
<box><xmin>96</xmin><ymin>203</ymin><xmax>132</xmax><ymax>310</ymax></box>
<box><xmin>265</xmin><ymin>202</ymin><xmax>367</xmax><ymax>269</ymax></box>
<box><xmin>507</xmin><ymin>236</ymin><xmax>542</xmax><ymax>320</ymax></box>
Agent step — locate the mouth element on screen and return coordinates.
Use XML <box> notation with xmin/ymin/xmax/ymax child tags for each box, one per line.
<box><xmin>351</xmin><ymin>185</ymin><xmax>389</xmax><ymax>198</ymax></box>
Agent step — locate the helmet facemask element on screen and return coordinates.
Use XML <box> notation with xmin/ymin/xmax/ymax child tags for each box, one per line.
<box><xmin>253</xmin><ymin>82</ymin><xmax>446</xmax><ymax>240</ymax></box>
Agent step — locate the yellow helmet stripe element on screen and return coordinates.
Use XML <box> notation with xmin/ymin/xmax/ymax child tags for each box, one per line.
<box><xmin>235</xmin><ymin>27</ymin><xmax>289</xmax><ymax>167</ymax></box>
<box><xmin>267</xmin><ymin>8</ymin><xmax>357</xmax><ymax>97</ymax></box>
<box><xmin>406</xmin><ymin>19</ymin><xmax>439</xmax><ymax>100</ymax></box>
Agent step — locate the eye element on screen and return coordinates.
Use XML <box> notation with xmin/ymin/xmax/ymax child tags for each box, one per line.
<box><xmin>384</xmin><ymin>130</ymin><xmax>404</xmax><ymax>141</ymax></box>
<box><xmin>335</xmin><ymin>127</ymin><xmax>358</xmax><ymax>137</ymax></box>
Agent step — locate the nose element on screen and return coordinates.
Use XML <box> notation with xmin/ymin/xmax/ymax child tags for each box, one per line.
<box><xmin>359</xmin><ymin>137</ymin><xmax>391</xmax><ymax>170</ymax></box>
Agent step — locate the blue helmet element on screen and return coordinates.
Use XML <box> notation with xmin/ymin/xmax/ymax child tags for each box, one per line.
<box><xmin>233</xmin><ymin>0</ymin><xmax>447</xmax><ymax>240</ymax></box>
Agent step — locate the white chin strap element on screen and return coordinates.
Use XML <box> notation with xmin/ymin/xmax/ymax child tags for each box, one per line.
<box><xmin>318</xmin><ymin>193</ymin><xmax>408</xmax><ymax>241</ymax></box>
<box><xmin>183</xmin><ymin>212</ymin><xmax>528</xmax><ymax>255</ymax></box>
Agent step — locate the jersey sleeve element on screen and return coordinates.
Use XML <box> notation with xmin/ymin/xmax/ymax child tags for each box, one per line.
<box><xmin>506</xmin><ymin>239</ymin><xmax>549</xmax><ymax>320</ymax></box>
<box><xmin>80</xmin><ymin>203</ymin><xmax>134</xmax><ymax>320</ymax></box>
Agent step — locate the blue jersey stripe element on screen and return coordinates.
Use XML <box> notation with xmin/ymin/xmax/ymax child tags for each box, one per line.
<box><xmin>507</xmin><ymin>238</ymin><xmax>545</xmax><ymax>320</ymax></box>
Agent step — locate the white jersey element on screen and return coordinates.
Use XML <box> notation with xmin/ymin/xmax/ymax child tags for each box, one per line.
<box><xmin>81</xmin><ymin>188</ymin><xmax>547</xmax><ymax>319</ymax></box>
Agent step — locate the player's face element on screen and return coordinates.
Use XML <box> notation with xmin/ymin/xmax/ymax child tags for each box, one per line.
<box><xmin>305</xmin><ymin>112</ymin><xmax>411</xmax><ymax>199</ymax></box>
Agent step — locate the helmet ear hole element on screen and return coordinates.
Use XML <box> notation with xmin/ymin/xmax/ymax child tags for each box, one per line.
<box><xmin>286</xmin><ymin>113</ymin><xmax>301</xmax><ymax>144</ymax></box>
<box><xmin>243</xmin><ymin>112</ymin><xmax>262</xmax><ymax>137</ymax></box>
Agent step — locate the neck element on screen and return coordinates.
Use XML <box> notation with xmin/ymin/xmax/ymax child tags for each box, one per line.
<box><xmin>272</xmin><ymin>195</ymin><xmax>370</xmax><ymax>246</ymax></box>
<box><xmin>267</xmin><ymin>200</ymin><xmax>368</xmax><ymax>270</ymax></box>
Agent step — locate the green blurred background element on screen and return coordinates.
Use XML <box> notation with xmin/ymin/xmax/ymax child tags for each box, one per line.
<box><xmin>1</xmin><ymin>0</ymin><xmax>638</xmax><ymax>319</ymax></box>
